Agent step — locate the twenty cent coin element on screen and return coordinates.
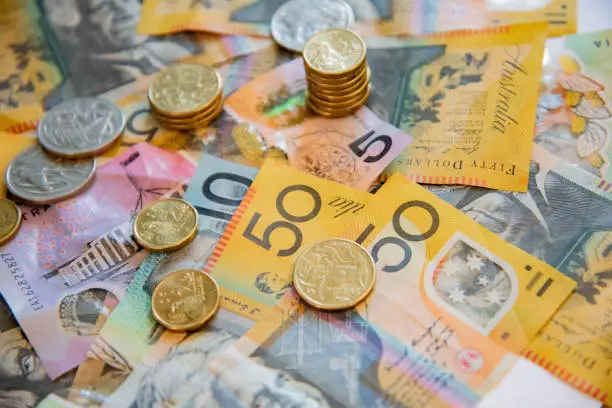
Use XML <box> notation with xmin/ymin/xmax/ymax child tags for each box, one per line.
<box><xmin>133</xmin><ymin>198</ymin><xmax>198</xmax><ymax>252</ymax></box>
<box><xmin>0</xmin><ymin>199</ymin><xmax>22</xmax><ymax>246</ymax></box>
<box><xmin>148</xmin><ymin>63</ymin><xmax>222</xmax><ymax>117</ymax></box>
<box><xmin>152</xmin><ymin>269</ymin><xmax>220</xmax><ymax>331</ymax></box>
<box><xmin>37</xmin><ymin>97</ymin><xmax>125</xmax><ymax>158</ymax></box>
<box><xmin>293</xmin><ymin>238</ymin><xmax>375</xmax><ymax>310</ymax></box>
<box><xmin>271</xmin><ymin>0</ymin><xmax>355</xmax><ymax>52</ymax></box>
<box><xmin>5</xmin><ymin>145</ymin><xmax>96</xmax><ymax>204</ymax></box>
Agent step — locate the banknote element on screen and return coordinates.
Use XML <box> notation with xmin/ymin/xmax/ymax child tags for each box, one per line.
<box><xmin>535</xmin><ymin>29</ymin><xmax>612</xmax><ymax>190</ymax></box>
<box><xmin>0</xmin><ymin>143</ymin><xmax>195</xmax><ymax>379</ymax></box>
<box><xmin>205</xmin><ymin>159</ymin><xmax>389</xmax><ymax>320</ymax></box>
<box><xmin>136</xmin><ymin>0</ymin><xmax>576</xmax><ymax>37</ymax></box>
<box><xmin>90</xmin><ymin>154</ymin><xmax>258</xmax><ymax>371</ymax></box>
<box><xmin>0</xmin><ymin>0</ymin><xmax>272</xmax><ymax>134</ymax></box>
<box><xmin>428</xmin><ymin>144</ymin><xmax>612</xmax><ymax>404</ymax></box>
<box><xmin>137</xmin><ymin>0</ymin><xmax>413</xmax><ymax>37</ymax></box>
<box><xmin>0</xmin><ymin>293</ymin><xmax>76</xmax><ymax>408</ymax></box>
<box><xmin>0</xmin><ymin>131</ymin><xmax>36</xmax><ymax>197</ymax></box>
<box><xmin>165</xmin><ymin>290</ymin><xmax>510</xmax><ymax>407</ymax></box>
<box><xmin>225</xmin><ymin>58</ymin><xmax>413</xmax><ymax>190</ymax></box>
<box><xmin>100</xmin><ymin>312</ymin><xmax>247</xmax><ymax>408</ymax></box>
<box><xmin>367</xmin><ymin>23</ymin><xmax>547</xmax><ymax>192</ymax></box>
<box><xmin>366</xmin><ymin>173</ymin><xmax>576</xmax><ymax>353</ymax></box>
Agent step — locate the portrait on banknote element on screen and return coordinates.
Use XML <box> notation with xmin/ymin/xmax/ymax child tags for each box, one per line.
<box><xmin>39</xmin><ymin>0</ymin><xmax>197</xmax><ymax>107</ymax></box>
<box><xmin>0</xmin><ymin>296</ymin><xmax>74</xmax><ymax>408</ymax></box>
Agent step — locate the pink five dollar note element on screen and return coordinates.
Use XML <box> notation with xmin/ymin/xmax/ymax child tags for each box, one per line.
<box><xmin>224</xmin><ymin>58</ymin><xmax>413</xmax><ymax>191</ymax></box>
<box><xmin>0</xmin><ymin>143</ymin><xmax>195</xmax><ymax>379</ymax></box>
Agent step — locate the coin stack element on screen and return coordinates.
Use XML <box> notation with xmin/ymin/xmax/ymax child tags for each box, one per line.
<box><xmin>303</xmin><ymin>28</ymin><xmax>370</xmax><ymax>118</ymax></box>
<box><xmin>148</xmin><ymin>63</ymin><xmax>224</xmax><ymax>130</ymax></box>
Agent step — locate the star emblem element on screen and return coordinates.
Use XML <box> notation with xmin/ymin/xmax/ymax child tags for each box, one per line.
<box><xmin>447</xmin><ymin>287</ymin><xmax>467</xmax><ymax>304</ymax></box>
<box><xmin>442</xmin><ymin>258</ymin><xmax>463</xmax><ymax>277</ymax></box>
<box><xmin>477</xmin><ymin>276</ymin><xmax>490</xmax><ymax>287</ymax></box>
<box><xmin>466</xmin><ymin>253</ymin><xmax>485</xmax><ymax>271</ymax></box>
<box><xmin>485</xmin><ymin>288</ymin><xmax>507</xmax><ymax>306</ymax></box>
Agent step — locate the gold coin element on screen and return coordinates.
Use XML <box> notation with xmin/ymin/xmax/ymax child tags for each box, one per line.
<box><xmin>0</xmin><ymin>199</ymin><xmax>22</xmax><ymax>246</ymax></box>
<box><xmin>151</xmin><ymin>269</ymin><xmax>220</xmax><ymax>331</ymax></box>
<box><xmin>307</xmin><ymin>67</ymin><xmax>370</xmax><ymax>95</ymax></box>
<box><xmin>308</xmin><ymin>78</ymin><xmax>369</xmax><ymax>104</ymax></box>
<box><xmin>305</xmin><ymin>60</ymin><xmax>367</xmax><ymax>82</ymax></box>
<box><xmin>308</xmin><ymin>86</ymin><xmax>370</xmax><ymax>117</ymax></box>
<box><xmin>293</xmin><ymin>238</ymin><xmax>375</xmax><ymax>310</ymax></box>
<box><xmin>308</xmin><ymin>89</ymin><xmax>368</xmax><ymax>111</ymax></box>
<box><xmin>156</xmin><ymin>102</ymin><xmax>224</xmax><ymax>131</ymax></box>
<box><xmin>148</xmin><ymin>63</ymin><xmax>222</xmax><ymax>117</ymax></box>
<box><xmin>303</xmin><ymin>29</ymin><xmax>366</xmax><ymax>76</ymax></box>
<box><xmin>133</xmin><ymin>198</ymin><xmax>198</xmax><ymax>252</ymax></box>
<box><xmin>150</xmin><ymin>92</ymin><xmax>223</xmax><ymax>122</ymax></box>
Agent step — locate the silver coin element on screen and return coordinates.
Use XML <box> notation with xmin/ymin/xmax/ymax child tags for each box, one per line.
<box><xmin>37</xmin><ymin>97</ymin><xmax>125</xmax><ymax>158</ymax></box>
<box><xmin>271</xmin><ymin>0</ymin><xmax>355</xmax><ymax>52</ymax></box>
<box><xmin>5</xmin><ymin>145</ymin><xmax>96</xmax><ymax>204</ymax></box>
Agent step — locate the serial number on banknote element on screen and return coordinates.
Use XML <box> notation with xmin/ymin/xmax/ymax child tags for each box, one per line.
<box><xmin>0</xmin><ymin>253</ymin><xmax>43</xmax><ymax>311</ymax></box>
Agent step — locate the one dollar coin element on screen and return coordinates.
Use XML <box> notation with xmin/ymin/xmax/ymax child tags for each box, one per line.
<box><xmin>152</xmin><ymin>269</ymin><xmax>220</xmax><ymax>331</ymax></box>
<box><xmin>293</xmin><ymin>238</ymin><xmax>375</xmax><ymax>310</ymax></box>
<box><xmin>0</xmin><ymin>199</ymin><xmax>22</xmax><ymax>246</ymax></box>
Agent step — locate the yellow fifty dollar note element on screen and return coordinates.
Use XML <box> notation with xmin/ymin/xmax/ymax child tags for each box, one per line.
<box><xmin>367</xmin><ymin>23</ymin><xmax>548</xmax><ymax>192</ymax></box>
<box><xmin>205</xmin><ymin>159</ymin><xmax>385</xmax><ymax>320</ymax></box>
<box><xmin>366</xmin><ymin>174</ymin><xmax>576</xmax><ymax>353</ymax></box>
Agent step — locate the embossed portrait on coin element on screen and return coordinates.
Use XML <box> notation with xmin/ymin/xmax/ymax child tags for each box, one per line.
<box><xmin>295</xmin><ymin>143</ymin><xmax>356</xmax><ymax>186</ymax></box>
<box><xmin>41</xmin><ymin>0</ymin><xmax>197</xmax><ymax>106</ymax></box>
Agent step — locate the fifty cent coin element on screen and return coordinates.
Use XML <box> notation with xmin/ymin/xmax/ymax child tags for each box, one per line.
<box><xmin>133</xmin><ymin>198</ymin><xmax>198</xmax><ymax>252</ymax></box>
<box><xmin>5</xmin><ymin>145</ymin><xmax>96</xmax><ymax>204</ymax></box>
<box><xmin>37</xmin><ymin>98</ymin><xmax>125</xmax><ymax>158</ymax></box>
<box><xmin>0</xmin><ymin>199</ymin><xmax>22</xmax><ymax>246</ymax></box>
<box><xmin>293</xmin><ymin>238</ymin><xmax>375</xmax><ymax>310</ymax></box>
<box><xmin>271</xmin><ymin>0</ymin><xmax>355</xmax><ymax>52</ymax></box>
<box><xmin>152</xmin><ymin>269</ymin><xmax>220</xmax><ymax>331</ymax></box>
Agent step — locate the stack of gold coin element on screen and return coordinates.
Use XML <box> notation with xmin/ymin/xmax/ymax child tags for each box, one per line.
<box><xmin>148</xmin><ymin>63</ymin><xmax>224</xmax><ymax>130</ymax></box>
<box><xmin>303</xmin><ymin>28</ymin><xmax>370</xmax><ymax>118</ymax></box>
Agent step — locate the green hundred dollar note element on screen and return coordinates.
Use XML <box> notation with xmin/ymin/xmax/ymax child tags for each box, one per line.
<box><xmin>90</xmin><ymin>154</ymin><xmax>258</xmax><ymax>370</ymax></box>
<box><xmin>0</xmin><ymin>0</ymin><xmax>271</xmax><ymax>133</ymax></box>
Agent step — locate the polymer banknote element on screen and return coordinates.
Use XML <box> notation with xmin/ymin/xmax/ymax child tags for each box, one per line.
<box><xmin>371</xmin><ymin>173</ymin><xmax>576</xmax><ymax>353</ymax></box>
<box><xmin>225</xmin><ymin>58</ymin><xmax>413</xmax><ymax>190</ymax></box>
<box><xmin>429</xmin><ymin>144</ymin><xmax>612</xmax><ymax>404</ymax></box>
<box><xmin>167</xmin><ymin>291</ymin><xmax>509</xmax><ymax>408</ymax></box>
<box><xmin>536</xmin><ymin>28</ymin><xmax>612</xmax><ymax>190</ymax></box>
<box><xmin>0</xmin><ymin>143</ymin><xmax>195</xmax><ymax>379</ymax></box>
<box><xmin>90</xmin><ymin>154</ymin><xmax>258</xmax><ymax>371</ymax></box>
<box><xmin>367</xmin><ymin>23</ymin><xmax>547</xmax><ymax>192</ymax></box>
<box><xmin>136</xmin><ymin>0</ymin><xmax>576</xmax><ymax>37</ymax></box>
<box><xmin>0</xmin><ymin>0</ymin><xmax>271</xmax><ymax>134</ymax></box>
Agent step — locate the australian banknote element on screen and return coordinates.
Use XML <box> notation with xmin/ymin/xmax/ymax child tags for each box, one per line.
<box><xmin>428</xmin><ymin>144</ymin><xmax>612</xmax><ymax>404</ymax></box>
<box><xmin>225</xmin><ymin>58</ymin><xmax>413</xmax><ymax>190</ymax></box>
<box><xmin>89</xmin><ymin>154</ymin><xmax>258</xmax><ymax>372</ymax></box>
<box><xmin>165</xmin><ymin>291</ymin><xmax>507</xmax><ymax>408</ymax></box>
<box><xmin>0</xmin><ymin>0</ymin><xmax>271</xmax><ymax>133</ymax></box>
<box><xmin>0</xmin><ymin>143</ymin><xmax>195</xmax><ymax>379</ymax></box>
<box><xmin>536</xmin><ymin>28</ymin><xmax>612</xmax><ymax>189</ymax></box>
<box><xmin>136</xmin><ymin>0</ymin><xmax>576</xmax><ymax>37</ymax></box>
<box><xmin>366</xmin><ymin>23</ymin><xmax>547</xmax><ymax>192</ymax></box>
<box><xmin>370</xmin><ymin>173</ymin><xmax>576</xmax><ymax>354</ymax></box>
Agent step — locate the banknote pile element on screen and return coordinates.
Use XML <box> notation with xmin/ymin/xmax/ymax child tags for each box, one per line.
<box><xmin>0</xmin><ymin>0</ymin><xmax>611</xmax><ymax>408</ymax></box>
